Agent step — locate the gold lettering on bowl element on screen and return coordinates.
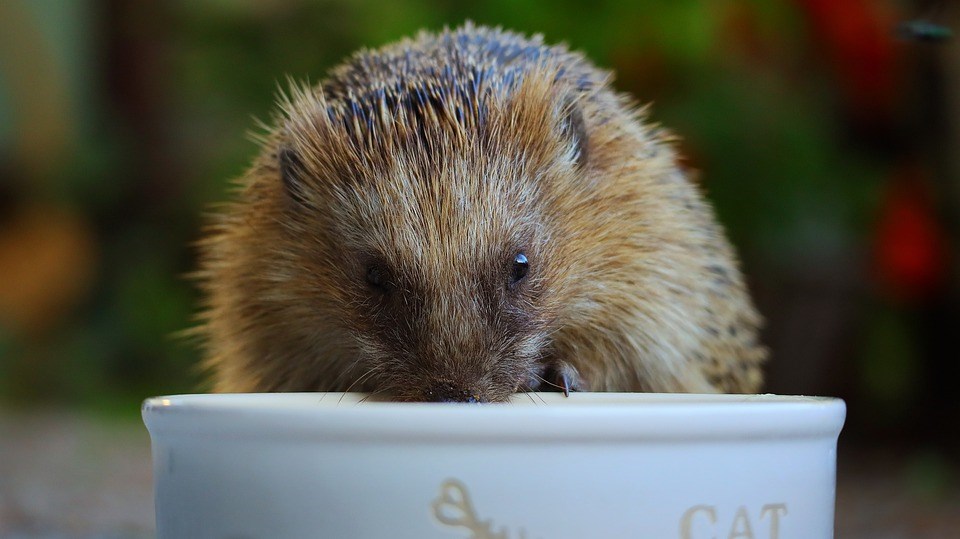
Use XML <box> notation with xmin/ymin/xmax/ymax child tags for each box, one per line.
<box><xmin>679</xmin><ymin>503</ymin><xmax>788</xmax><ymax>539</ymax></box>
<box><xmin>680</xmin><ymin>505</ymin><xmax>718</xmax><ymax>538</ymax></box>
<box><xmin>431</xmin><ymin>479</ymin><xmax>532</xmax><ymax>539</ymax></box>
<box><xmin>760</xmin><ymin>504</ymin><xmax>787</xmax><ymax>539</ymax></box>
<box><xmin>728</xmin><ymin>506</ymin><xmax>754</xmax><ymax>538</ymax></box>
<box><xmin>429</xmin><ymin>479</ymin><xmax>790</xmax><ymax>538</ymax></box>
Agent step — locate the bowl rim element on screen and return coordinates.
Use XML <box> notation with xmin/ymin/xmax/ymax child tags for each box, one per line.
<box><xmin>142</xmin><ymin>392</ymin><xmax>846</xmax><ymax>443</ymax></box>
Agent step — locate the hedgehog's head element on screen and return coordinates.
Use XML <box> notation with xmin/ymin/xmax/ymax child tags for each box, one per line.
<box><xmin>261</xmin><ymin>68</ymin><xmax>592</xmax><ymax>402</ymax></box>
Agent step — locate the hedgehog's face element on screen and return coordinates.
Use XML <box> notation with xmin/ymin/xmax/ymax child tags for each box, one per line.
<box><xmin>275</xmin><ymin>141</ymin><xmax>580</xmax><ymax>402</ymax></box>
<box><xmin>322</xmin><ymin>158</ymin><xmax>560</xmax><ymax>403</ymax></box>
<box><xmin>348</xmin><ymin>250</ymin><xmax>546</xmax><ymax>402</ymax></box>
<box><xmin>273</xmin><ymin>80</ymin><xmax>587</xmax><ymax>401</ymax></box>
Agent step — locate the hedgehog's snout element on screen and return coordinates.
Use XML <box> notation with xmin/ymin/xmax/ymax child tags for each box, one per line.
<box><xmin>422</xmin><ymin>381</ymin><xmax>483</xmax><ymax>403</ymax></box>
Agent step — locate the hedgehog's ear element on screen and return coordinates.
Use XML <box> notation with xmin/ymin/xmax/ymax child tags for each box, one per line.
<box><xmin>278</xmin><ymin>145</ymin><xmax>310</xmax><ymax>207</ymax></box>
<box><xmin>559</xmin><ymin>97</ymin><xmax>588</xmax><ymax>170</ymax></box>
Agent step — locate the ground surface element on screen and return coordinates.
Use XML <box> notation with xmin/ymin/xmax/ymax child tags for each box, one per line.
<box><xmin>0</xmin><ymin>409</ymin><xmax>957</xmax><ymax>538</ymax></box>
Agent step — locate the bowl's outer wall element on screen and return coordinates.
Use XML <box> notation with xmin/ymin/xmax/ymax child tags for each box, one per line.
<box><xmin>144</xmin><ymin>393</ymin><xmax>845</xmax><ymax>539</ymax></box>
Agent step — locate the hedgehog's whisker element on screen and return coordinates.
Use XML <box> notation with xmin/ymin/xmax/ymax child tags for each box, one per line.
<box><xmin>340</xmin><ymin>366</ymin><xmax>380</xmax><ymax>403</ymax></box>
<box><xmin>533</xmin><ymin>372</ymin><xmax>565</xmax><ymax>392</ymax></box>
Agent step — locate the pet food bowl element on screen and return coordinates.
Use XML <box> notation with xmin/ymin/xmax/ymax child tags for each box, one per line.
<box><xmin>142</xmin><ymin>392</ymin><xmax>845</xmax><ymax>538</ymax></box>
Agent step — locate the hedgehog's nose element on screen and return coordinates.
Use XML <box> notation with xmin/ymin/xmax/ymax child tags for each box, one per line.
<box><xmin>424</xmin><ymin>382</ymin><xmax>480</xmax><ymax>403</ymax></box>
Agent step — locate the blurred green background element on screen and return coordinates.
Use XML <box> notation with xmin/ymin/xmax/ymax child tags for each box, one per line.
<box><xmin>1</xmin><ymin>0</ymin><xmax>958</xmax><ymax>439</ymax></box>
<box><xmin>2</xmin><ymin>0</ymin><xmax>960</xmax><ymax>536</ymax></box>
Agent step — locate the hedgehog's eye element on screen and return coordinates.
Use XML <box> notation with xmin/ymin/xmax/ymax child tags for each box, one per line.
<box><xmin>508</xmin><ymin>252</ymin><xmax>529</xmax><ymax>289</ymax></box>
<box><xmin>366</xmin><ymin>264</ymin><xmax>393</xmax><ymax>294</ymax></box>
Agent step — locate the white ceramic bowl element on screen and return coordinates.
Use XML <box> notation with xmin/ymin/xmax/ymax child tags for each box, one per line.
<box><xmin>142</xmin><ymin>393</ymin><xmax>845</xmax><ymax>538</ymax></box>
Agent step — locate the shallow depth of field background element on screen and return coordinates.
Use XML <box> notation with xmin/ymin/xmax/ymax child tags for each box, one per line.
<box><xmin>1</xmin><ymin>0</ymin><xmax>958</xmax><ymax>537</ymax></box>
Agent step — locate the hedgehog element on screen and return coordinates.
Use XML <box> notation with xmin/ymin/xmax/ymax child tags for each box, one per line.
<box><xmin>195</xmin><ymin>23</ymin><xmax>766</xmax><ymax>402</ymax></box>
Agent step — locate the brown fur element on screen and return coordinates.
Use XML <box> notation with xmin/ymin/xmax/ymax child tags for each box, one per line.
<box><xmin>195</xmin><ymin>23</ymin><xmax>766</xmax><ymax>401</ymax></box>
